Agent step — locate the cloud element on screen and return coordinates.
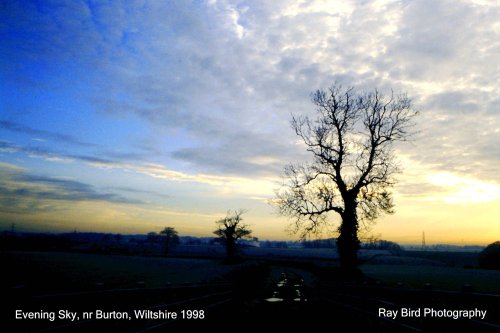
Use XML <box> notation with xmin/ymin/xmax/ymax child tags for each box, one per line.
<box><xmin>0</xmin><ymin>120</ymin><xmax>97</xmax><ymax>147</ymax></box>
<box><xmin>3</xmin><ymin>0</ymin><xmax>499</xmax><ymax>242</ymax></box>
<box><xmin>425</xmin><ymin>91</ymin><xmax>480</xmax><ymax>114</ymax></box>
<box><xmin>2</xmin><ymin>0</ymin><xmax>499</xmax><ymax>198</ymax></box>
<box><xmin>170</xmin><ymin>130</ymin><xmax>292</xmax><ymax>177</ymax></box>
<box><xmin>425</xmin><ymin>172</ymin><xmax>500</xmax><ymax>204</ymax></box>
<box><xmin>1</xmin><ymin>140</ymin><xmax>56</xmax><ymax>157</ymax></box>
<box><xmin>0</xmin><ymin>140</ymin><xmax>74</xmax><ymax>162</ymax></box>
<box><xmin>0</xmin><ymin>139</ymin><xmax>276</xmax><ymax>201</ymax></box>
<box><xmin>106</xmin><ymin>186</ymin><xmax>170</xmax><ymax>199</ymax></box>
<box><xmin>0</xmin><ymin>164</ymin><xmax>140</xmax><ymax>213</ymax></box>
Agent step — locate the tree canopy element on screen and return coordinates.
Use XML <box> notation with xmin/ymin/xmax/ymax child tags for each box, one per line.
<box><xmin>214</xmin><ymin>210</ymin><xmax>255</xmax><ymax>262</ymax></box>
<box><xmin>159</xmin><ymin>227</ymin><xmax>179</xmax><ymax>256</ymax></box>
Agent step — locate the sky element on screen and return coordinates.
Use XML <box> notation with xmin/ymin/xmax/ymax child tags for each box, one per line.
<box><xmin>0</xmin><ymin>0</ymin><xmax>499</xmax><ymax>245</ymax></box>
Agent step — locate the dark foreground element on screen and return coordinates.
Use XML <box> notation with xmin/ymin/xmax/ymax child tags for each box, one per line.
<box><xmin>2</xmin><ymin>251</ymin><xmax>500</xmax><ymax>333</ymax></box>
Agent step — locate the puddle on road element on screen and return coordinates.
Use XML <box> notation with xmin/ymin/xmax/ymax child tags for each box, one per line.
<box><xmin>265</xmin><ymin>272</ymin><xmax>307</xmax><ymax>303</ymax></box>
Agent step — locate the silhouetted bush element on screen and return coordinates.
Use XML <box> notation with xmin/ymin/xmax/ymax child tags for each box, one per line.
<box><xmin>478</xmin><ymin>241</ymin><xmax>500</xmax><ymax>270</ymax></box>
<box><xmin>363</xmin><ymin>239</ymin><xmax>404</xmax><ymax>254</ymax></box>
<box><xmin>302</xmin><ymin>238</ymin><xmax>336</xmax><ymax>248</ymax></box>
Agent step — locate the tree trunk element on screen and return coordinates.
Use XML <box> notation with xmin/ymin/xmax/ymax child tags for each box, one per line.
<box><xmin>164</xmin><ymin>238</ymin><xmax>170</xmax><ymax>256</ymax></box>
<box><xmin>337</xmin><ymin>199</ymin><xmax>360</xmax><ymax>270</ymax></box>
<box><xmin>226</xmin><ymin>238</ymin><xmax>236</xmax><ymax>260</ymax></box>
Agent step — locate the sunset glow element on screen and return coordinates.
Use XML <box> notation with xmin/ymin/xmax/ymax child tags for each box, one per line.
<box><xmin>1</xmin><ymin>0</ymin><xmax>498</xmax><ymax>245</ymax></box>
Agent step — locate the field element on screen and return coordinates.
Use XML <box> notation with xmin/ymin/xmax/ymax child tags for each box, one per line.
<box><xmin>4</xmin><ymin>250</ymin><xmax>500</xmax><ymax>332</ymax></box>
<box><xmin>404</xmin><ymin>250</ymin><xmax>481</xmax><ymax>267</ymax></box>
<box><xmin>358</xmin><ymin>249</ymin><xmax>500</xmax><ymax>294</ymax></box>
<box><xmin>1</xmin><ymin>251</ymin><xmax>238</xmax><ymax>294</ymax></box>
<box><xmin>361</xmin><ymin>264</ymin><xmax>500</xmax><ymax>293</ymax></box>
<box><xmin>4</xmin><ymin>249</ymin><xmax>499</xmax><ymax>294</ymax></box>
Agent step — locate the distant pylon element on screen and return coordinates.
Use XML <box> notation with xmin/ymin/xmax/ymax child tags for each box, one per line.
<box><xmin>421</xmin><ymin>231</ymin><xmax>426</xmax><ymax>250</ymax></box>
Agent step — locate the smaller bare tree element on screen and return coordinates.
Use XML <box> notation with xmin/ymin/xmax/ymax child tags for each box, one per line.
<box><xmin>213</xmin><ymin>210</ymin><xmax>256</xmax><ymax>262</ymax></box>
<box><xmin>159</xmin><ymin>227</ymin><xmax>179</xmax><ymax>256</ymax></box>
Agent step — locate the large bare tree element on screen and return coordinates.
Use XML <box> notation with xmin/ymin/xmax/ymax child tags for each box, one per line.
<box><xmin>275</xmin><ymin>84</ymin><xmax>417</xmax><ymax>270</ymax></box>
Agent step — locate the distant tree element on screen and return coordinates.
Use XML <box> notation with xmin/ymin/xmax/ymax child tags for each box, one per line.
<box><xmin>275</xmin><ymin>84</ymin><xmax>417</xmax><ymax>270</ymax></box>
<box><xmin>363</xmin><ymin>239</ymin><xmax>403</xmax><ymax>254</ymax></box>
<box><xmin>146</xmin><ymin>232</ymin><xmax>160</xmax><ymax>242</ymax></box>
<box><xmin>262</xmin><ymin>240</ymin><xmax>289</xmax><ymax>248</ymax></box>
<box><xmin>302</xmin><ymin>238</ymin><xmax>337</xmax><ymax>249</ymax></box>
<box><xmin>478</xmin><ymin>241</ymin><xmax>500</xmax><ymax>270</ymax></box>
<box><xmin>213</xmin><ymin>210</ymin><xmax>256</xmax><ymax>262</ymax></box>
<box><xmin>159</xmin><ymin>227</ymin><xmax>180</xmax><ymax>256</ymax></box>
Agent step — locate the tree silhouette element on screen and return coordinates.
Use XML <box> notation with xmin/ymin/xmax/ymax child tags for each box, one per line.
<box><xmin>159</xmin><ymin>227</ymin><xmax>179</xmax><ymax>256</ymax></box>
<box><xmin>213</xmin><ymin>210</ymin><xmax>255</xmax><ymax>262</ymax></box>
<box><xmin>146</xmin><ymin>231</ymin><xmax>161</xmax><ymax>243</ymax></box>
<box><xmin>275</xmin><ymin>84</ymin><xmax>417</xmax><ymax>270</ymax></box>
<box><xmin>478</xmin><ymin>241</ymin><xmax>500</xmax><ymax>270</ymax></box>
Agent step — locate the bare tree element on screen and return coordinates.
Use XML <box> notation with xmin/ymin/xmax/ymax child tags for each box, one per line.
<box><xmin>213</xmin><ymin>210</ymin><xmax>256</xmax><ymax>262</ymax></box>
<box><xmin>159</xmin><ymin>227</ymin><xmax>179</xmax><ymax>256</ymax></box>
<box><xmin>274</xmin><ymin>84</ymin><xmax>417</xmax><ymax>270</ymax></box>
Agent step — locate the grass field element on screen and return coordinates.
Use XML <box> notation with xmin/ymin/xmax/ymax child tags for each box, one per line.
<box><xmin>361</xmin><ymin>264</ymin><xmax>500</xmax><ymax>294</ymax></box>
<box><xmin>2</xmin><ymin>251</ymin><xmax>238</xmax><ymax>294</ymax></box>
<box><xmin>4</xmin><ymin>250</ymin><xmax>499</xmax><ymax>297</ymax></box>
<box><xmin>404</xmin><ymin>250</ymin><xmax>480</xmax><ymax>267</ymax></box>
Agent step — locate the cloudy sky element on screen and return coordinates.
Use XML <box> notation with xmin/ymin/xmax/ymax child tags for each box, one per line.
<box><xmin>1</xmin><ymin>0</ymin><xmax>499</xmax><ymax>244</ymax></box>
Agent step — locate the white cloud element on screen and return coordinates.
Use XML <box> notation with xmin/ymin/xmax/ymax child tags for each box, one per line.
<box><xmin>426</xmin><ymin>172</ymin><xmax>500</xmax><ymax>204</ymax></box>
<box><xmin>3</xmin><ymin>0</ymin><xmax>499</xmax><ymax>198</ymax></box>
